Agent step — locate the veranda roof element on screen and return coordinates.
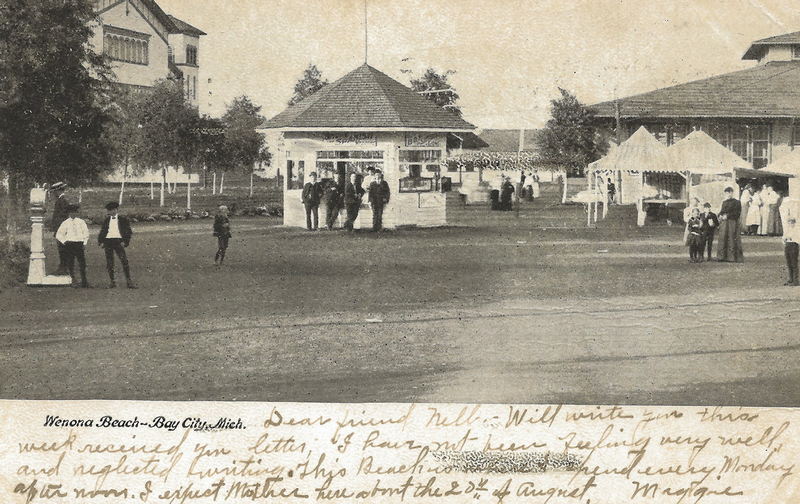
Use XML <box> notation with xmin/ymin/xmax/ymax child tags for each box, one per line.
<box><xmin>667</xmin><ymin>130</ymin><xmax>751</xmax><ymax>175</ymax></box>
<box><xmin>591</xmin><ymin>126</ymin><xmax>672</xmax><ymax>173</ymax></box>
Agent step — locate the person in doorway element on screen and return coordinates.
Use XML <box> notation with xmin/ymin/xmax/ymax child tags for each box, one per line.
<box><xmin>739</xmin><ymin>184</ymin><xmax>753</xmax><ymax>235</ymax></box>
<box><xmin>368</xmin><ymin>169</ymin><xmax>391</xmax><ymax>232</ymax></box>
<box><xmin>344</xmin><ymin>172</ymin><xmax>364</xmax><ymax>231</ymax></box>
<box><xmin>49</xmin><ymin>182</ymin><xmax>71</xmax><ymax>275</ymax></box>
<box><xmin>55</xmin><ymin>204</ymin><xmax>90</xmax><ymax>288</ymax></box>
<box><xmin>301</xmin><ymin>171</ymin><xmax>323</xmax><ymax>231</ymax></box>
<box><xmin>717</xmin><ymin>186</ymin><xmax>744</xmax><ymax>263</ymax></box>
<box><xmin>687</xmin><ymin>208</ymin><xmax>704</xmax><ymax>263</ymax></box>
<box><xmin>98</xmin><ymin>201</ymin><xmax>135</xmax><ymax>289</ymax></box>
<box><xmin>324</xmin><ymin>172</ymin><xmax>344</xmax><ymax>230</ymax></box>
<box><xmin>213</xmin><ymin>205</ymin><xmax>232</xmax><ymax>266</ymax></box>
<box><xmin>700</xmin><ymin>202</ymin><xmax>719</xmax><ymax>261</ymax></box>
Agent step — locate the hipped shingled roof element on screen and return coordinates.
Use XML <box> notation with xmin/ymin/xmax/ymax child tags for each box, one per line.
<box><xmin>591</xmin><ymin>61</ymin><xmax>800</xmax><ymax>119</ymax></box>
<box><xmin>262</xmin><ymin>64</ymin><xmax>476</xmax><ymax>131</ymax></box>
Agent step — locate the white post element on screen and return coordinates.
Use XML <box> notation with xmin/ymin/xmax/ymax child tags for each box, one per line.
<box><xmin>187</xmin><ymin>178</ymin><xmax>192</xmax><ymax>211</ymax></box>
<box><xmin>150</xmin><ymin>181</ymin><xmax>154</xmax><ymax>200</ymax></box>
<box><xmin>78</xmin><ymin>188</ymin><xmax>83</xmax><ymax>204</ymax></box>
<box><xmin>118</xmin><ymin>180</ymin><xmax>125</xmax><ymax>206</ymax></box>
<box><xmin>593</xmin><ymin>173</ymin><xmax>599</xmax><ymax>223</ymax></box>
<box><xmin>249</xmin><ymin>172</ymin><xmax>254</xmax><ymax>198</ymax></box>
<box><xmin>212</xmin><ymin>171</ymin><xmax>217</xmax><ymax>195</ymax></box>
<box><xmin>561</xmin><ymin>170</ymin><xmax>568</xmax><ymax>204</ymax></box>
<box><xmin>26</xmin><ymin>188</ymin><xmax>70</xmax><ymax>286</ymax></box>
<box><xmin>219</xmin><ymin>171</ymin><xmax>225</xmax><ymax>195</ymax></box>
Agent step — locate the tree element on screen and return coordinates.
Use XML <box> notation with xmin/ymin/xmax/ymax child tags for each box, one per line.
<box><xmin>220</xmin><ymin>96</ymin><xmax>265</xmax><ymax>196</ymax></box>
<box><xmin>106</xmin><ymin>88</ymin><xmax>147</xmax><ymax>204</ymax></box>
<box><xmin>0</xmin><ymin>0</ymin><xmax>115</xmax><ymax>247</ymax></box>
<box><xmin>288</xmin><ymin>64</ymin><xmax>328</xmax><ymax>106</ymax></box>
<box><xmin>410</xmin><ymin>68</ymin><xmax>462</xmax><ymax>116</ymax></box>
<box><xmin>133</xmin><ymin>80</ymin><xmax>199</xmax><ymax>206</ymax></box>
<box><xmin>536</xmin><ymin>88</ymin><xmax>606</xmax><ymax>176</ymax></box>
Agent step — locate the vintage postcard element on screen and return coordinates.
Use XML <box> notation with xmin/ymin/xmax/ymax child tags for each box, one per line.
<box><xmin>1</xmin><ymin>0</ymin><xmax>799</xmax><ymax>502</ymax></box>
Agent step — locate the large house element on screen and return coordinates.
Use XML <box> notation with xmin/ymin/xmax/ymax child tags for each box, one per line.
<box><xmin>90</xmin><ymin>0</ymin><xmax>206</xmax><ymax>108</ymax></box>
<box><xmin>591</xmin><ymin>30</ymin><xmax>800</xmax><ymax>171</ymax></box>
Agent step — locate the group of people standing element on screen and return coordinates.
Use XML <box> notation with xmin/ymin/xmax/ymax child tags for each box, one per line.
<box><xmin>302</xmin><ymin>167</ymin><xmax>391</xmax><ymax>232</ymax></box>
<box><xmin>740</xmin><ymin>183</ymin><xmax>784</xmax><ymax>236</ymax></box>
<box><xmin>493</xmin><ymin>171</ymin><xmax>541</xmax><ymax>211</ymax></box>
<box><xmin>683</xmin><ymin>184</ymin><xmax>800</xmax><ymax>286</ymax></box>
<box><xmin>49</xmin><ymin>182</ymin><xmax>135</xmax><ymax>288</ymax></box>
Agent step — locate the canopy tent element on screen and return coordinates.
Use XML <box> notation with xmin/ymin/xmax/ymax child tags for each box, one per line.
<box><xmin>668</xmin><ymin>130</ymin><xmax>750</xmax><ymax>175</ymax></box>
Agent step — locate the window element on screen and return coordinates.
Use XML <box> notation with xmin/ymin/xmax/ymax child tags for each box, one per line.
<box><xmin>751</xmin><ymin>125</ymin><xmax>770</xmax><ymax>169</ymax></box>
<box><xmin>794</xmin><ymin>46</ymin><xmax>800</xmax><ymax>59</ymax></box>
<box><xmin>287</xmin><ymin>160</ymin><xmax>305</xmax><ymax>190</ymax></box>
<box><xmin>186</xmin><ymin>45</ymin><xmax>198</xmax><ymax>66</ymax></box>
<box><xmin>168</xmin><ymin>46</ymin><xmax>174</xmax><ymax>64</ymax></box>
<box><xmin>399</xmin><ymin>149</ymin><xmax>442</xmax><ymax>176</ymax></box>
<box><xmin>103</xmin><ymin>31</ymin><xmax>149</xmax><ymax>65</ymax></box>
<box><xmin>315</xmin><ymin>150</ymin><xmax>385</xmax><ymax>178</ymax></box>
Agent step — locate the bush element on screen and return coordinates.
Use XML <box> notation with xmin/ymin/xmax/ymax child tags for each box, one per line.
<box><xmin>0</xmin><ymin>241</ymin><xmax>31</xmax><ymax>287</ymax></box>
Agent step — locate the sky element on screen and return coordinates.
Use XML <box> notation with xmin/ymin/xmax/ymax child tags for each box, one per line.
<box><xmin>157</xmin><ymin>0</ymin><xmax>800</xmax><ymax>128</ymax></box>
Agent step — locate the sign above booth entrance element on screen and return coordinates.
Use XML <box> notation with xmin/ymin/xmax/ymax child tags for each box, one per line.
<box><xmin>404</xmin><ymin>132</ymin><xmax>442</xmax><ymax>148</ymax></box>
<box><xmin>320</xmin><ymin>132</ymin><xmax>377</xmax><ymax>146</ymax></box>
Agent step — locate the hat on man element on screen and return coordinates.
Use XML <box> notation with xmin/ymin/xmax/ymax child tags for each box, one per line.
<box><xmin>66</xmin><ymin>204</ymin><xmax>80</xmax><ymax>212</ymax></box>
<box><xmin>703</xmin><ymin>202</ymin><xmax>711</xmax><ymax>208</ymax></box>
<box><xmin>105</xmin><ymin>201</ymin><xmax>120</xmax><ymax>211</ymax></box>
<box><xmin>50</xmin><ymin>182</ymin><xmax>67</xmax><ymax>191</ymax></box>
<box><xmin>724</xmin><ymin>186</ymin><xmax>734</xmax><ymax>193</ymax></box>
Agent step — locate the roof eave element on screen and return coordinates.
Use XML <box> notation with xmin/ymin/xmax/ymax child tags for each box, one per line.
<box><xmin>262</xmin><ymin>126</ymin><xmax>476</xmax><ymax>132</ymax></box>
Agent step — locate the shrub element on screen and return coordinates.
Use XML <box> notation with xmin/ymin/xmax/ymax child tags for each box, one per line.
<box><xmin>0</xmin><ymin>241</ymin><xmax>31</xmax><ymax>287</ymax></box>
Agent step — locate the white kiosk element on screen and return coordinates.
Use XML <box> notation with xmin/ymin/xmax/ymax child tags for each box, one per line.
<box><xmin>260</xmin><ymin>64</ymin><xmax>476</xmax><ymax>229</ymax></box>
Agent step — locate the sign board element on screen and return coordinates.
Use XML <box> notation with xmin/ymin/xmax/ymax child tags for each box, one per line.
<box><xmin>404</xmin><ymin>132</ymin><xmax>442</xmax><ymax>148</ymax></box>
<box><xmin>321</xmin><ymin>132</ymin><xmax>377</xmax><ymax>146</ymax></box>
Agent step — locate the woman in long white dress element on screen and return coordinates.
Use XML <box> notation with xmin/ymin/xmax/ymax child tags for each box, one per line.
<box><xmin>531</xmin><ymin>172</ymin><xmax>541</xmax><ymax>199</ymax></box>
<box><xmin>758</xmin><ymin>187</ymin><xmax>771</xmax><ymax>235</ymax></box>
<box><xmin>739</xmin><ymin>185</ymin><xmax>753</xmax><ymax>234</ymax></box>
<box><xmin>746</xmin><ymin>188</ymin><xmax>763</xmax><ymax>235</ymax></box>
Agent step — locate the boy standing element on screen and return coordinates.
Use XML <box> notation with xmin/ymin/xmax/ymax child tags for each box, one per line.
<box><xmin>98</xmin><ymin>201</ymin><xmax>135</xmax><ymax>288</ymax></box>
<box><xmin>687</xmin><ymin>208</ymin><xmax>704</xmax><ymax>263</ymax></box>
<box><xmin>213</xmin><ymin>205</ymin><xmax>232</xmax><ymax>266</ymax></box>
<box><xmin>55</xmin><ymin>204</ymin><xmax>90</xmax><ymax>288</ymax></box>
<box><xmin>780</xmin><ymin>197</ymin><xmax>800</xmax><ymax>286</ymax></box>
<box><xmin>700</xmin><ymin>202</ymin><xmax>719</xmax><ymax>261</ymax></box>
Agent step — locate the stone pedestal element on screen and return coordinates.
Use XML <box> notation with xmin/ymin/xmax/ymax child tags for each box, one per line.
<box><xmin>26</xmin><ymin>187</ymin><xmax>71</xmax><ymax>287</ymax></box>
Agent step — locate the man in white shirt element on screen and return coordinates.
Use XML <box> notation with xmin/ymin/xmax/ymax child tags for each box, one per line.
<box><xmin>780</xmin><ymin>196</ymin><xmax>800</xmax><ymax>286</ymax></box>
<box><xmin>55</xmin><ymin>204</ymin><xmax>90</xmax><ymax>288</ymax></box>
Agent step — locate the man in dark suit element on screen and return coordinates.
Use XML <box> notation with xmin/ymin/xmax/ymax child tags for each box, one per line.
<box><xmin>700</xmin><ymin>202</ymin><xmax>720</xmax><ymax>262</ymax></box>
<box><xmin>98</xmin><ymin>201</ymin><xmax>136</xmax><ymax>288</ymax></box>
<box><xmin>301</xmin><ymin>171</ymin><xmax>323</xmax><ymax>231</ymax></box>
<box><xmin>49</xmin><ymin>182</ymin><xmax>70</xmax><ymax>275</ymax></box>
<box><xmin>367</xmin><ymin>169</ymin><xmax>391</xmax><ymax>232</ymax></box>
<box><xmin>324</xmin><ymin>172</ymin><xmax>344</xmax><ymax>230</ymax></box>
<box><xmin>344</xmin><ymin>172</ymin><xmax>364</xmax><ymax>232</ymax></box>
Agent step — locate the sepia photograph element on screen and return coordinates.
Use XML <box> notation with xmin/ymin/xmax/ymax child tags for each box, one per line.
<box><xmin>2</xmin><ymin>0</ymin><xmax>800</xmax><ymax>409</ymax></box>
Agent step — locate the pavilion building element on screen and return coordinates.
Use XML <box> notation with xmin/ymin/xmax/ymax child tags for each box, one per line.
<box><xmin>591</xmin><ymin>30</ymin><xmax>800</xmax><ymax>173</ymax></box>
<box><xmin>260</xmin><ymin>64</ymin><xmax>476</xmax><ymax>229</ymax></box>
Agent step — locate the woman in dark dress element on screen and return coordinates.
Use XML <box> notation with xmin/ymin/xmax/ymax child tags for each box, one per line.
<box><xmin>500</xmin><ymin>176</ymin><xmax>515</xmax><ymax>211</ymax></box>
<box><xmin>716</xmin><ymin>186</ymin><xmax>744</xmax><ymax>263</ymax></box>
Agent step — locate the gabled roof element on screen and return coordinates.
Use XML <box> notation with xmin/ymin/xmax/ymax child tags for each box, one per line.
<box><xmin>168</xmin><ymin>15</ymin><xmax>206</xmax><ymax>36</ymax></box>
<box><xmin>591</xmin><ymin>61</ymin><xmax>800</xmax><ymax>119</ymax></box>
<box><xmin>591</xmin><ymin>126</ymin><xmax>672</xmax><ymax>173</ymax></box>
<box><xmin>668</xmin><ymin>130</ymin><xmax>750</xmax><ymax>174</ymax></box>
<box><xmin>477</xmin><ymin>129</ymin><xmax>541</xmax><ymax>152</ymax></box>
<box><xmin>743</xmin><ymin>31</ymin><xmax>800</xmax><ymax>60</ymax></box>
<box><xmin>139</xmin><ymin>0</ymin><xmax>178</xmax><ymax>32</ymax></box>
<box><xmin>261</xmin><ymin>64</ymin><xmax>476</xmax><ymax>131</ymax></box>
